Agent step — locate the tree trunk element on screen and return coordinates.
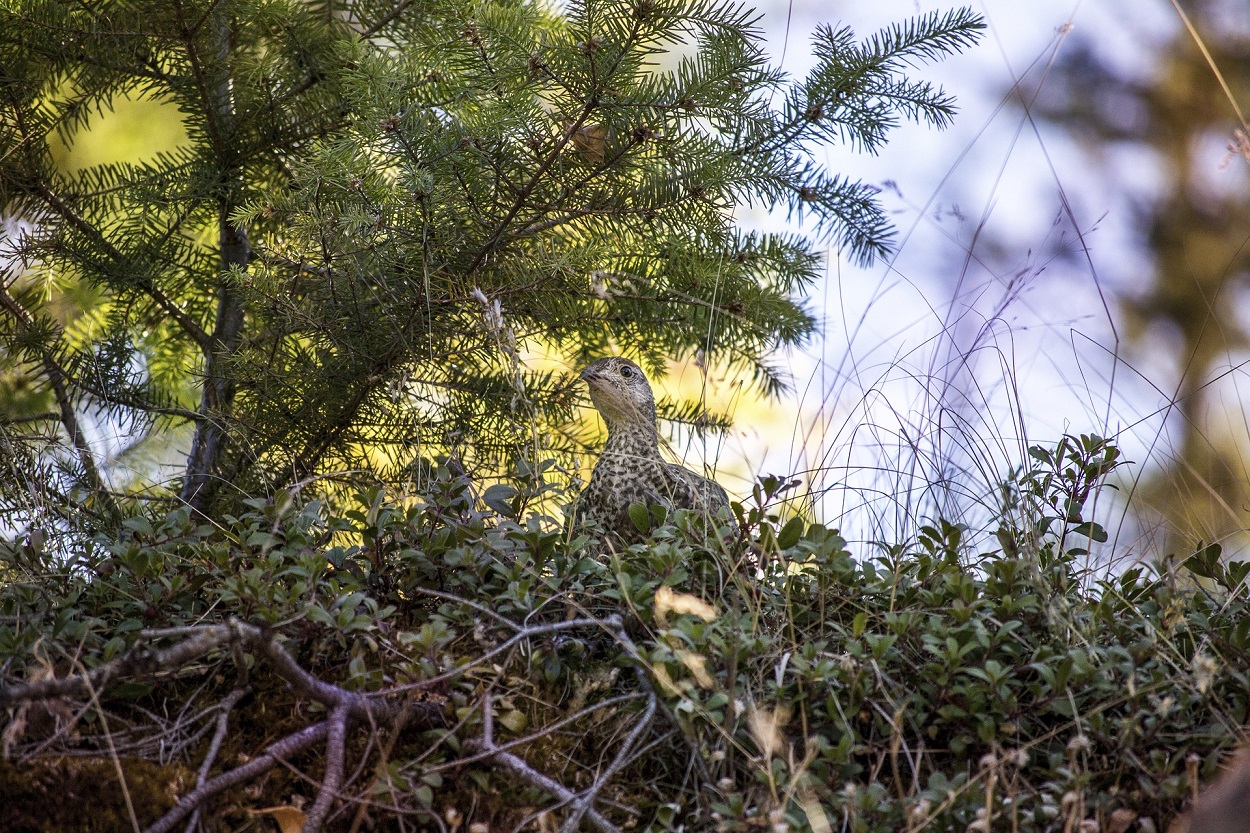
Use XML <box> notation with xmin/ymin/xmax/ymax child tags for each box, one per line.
<box><xmin>180</xmin><ymin>8</ymin><xmax>248</xmax><ymax>514</ymax></box>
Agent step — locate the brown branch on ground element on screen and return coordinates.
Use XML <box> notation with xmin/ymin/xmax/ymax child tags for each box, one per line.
<box><xmin>558</xmin><ymin>679</ymin><xmax>657</xmax><ymax>833</ymax></box>
<box><xmin>302</xmin><ymin>702</ymin><xmax>350</xmax><ymax>833</ymax></box>
<box><xmin>144</xmin><ymin>721</ymin><xmax>331</xmax><ymax>833</ymax></box>
<box><xmin>0</xmin><ymin>605</ymin><xmax>662</xmax><ymax>832</ymax></box>
<box><xmin>466</xmin><ymin>693</ymin><xmax>623</xmax><ymax>833</ymax></box>
<box><xmin>2</xmin><ymin>620</ymin><xmax>403</xmax><ymax>725</ymax></box>
<box><xmin>456</xmin><ymin>613</ymin><xmax>663</xmax><ymax>833</ymax></box>
<box><xmin>183</xmin><ymin>687</ymin><xmax>247</xmax><ymax>833</ymax></box>
<box><xmin>0</xmin><ymin>622</ymin><xmax>238</xmax><ymax>704</ymax></box>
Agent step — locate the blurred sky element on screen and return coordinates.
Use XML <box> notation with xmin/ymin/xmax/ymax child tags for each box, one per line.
<box><xmin>661</xmin><ymin>0</ymin><xmax>1250</xmax><ymax>550</ymax></box>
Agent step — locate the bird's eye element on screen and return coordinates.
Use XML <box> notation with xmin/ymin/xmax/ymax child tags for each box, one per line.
<box><xmin>620</xmin><ymin>365</ymin><xmax>633</xmax><ymax>378</ymax></box>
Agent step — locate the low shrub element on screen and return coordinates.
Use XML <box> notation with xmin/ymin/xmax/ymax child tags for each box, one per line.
<box><xmin>1</xmin><ymin>438</ymin><xmax>1245</xmax><ymax>832</ymax></box>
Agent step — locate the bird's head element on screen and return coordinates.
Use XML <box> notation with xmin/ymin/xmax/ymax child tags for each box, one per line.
<box><xmin>580</xmin><ymin>357</ymin><xmax>657</xmax><ymax>430</ymax></box>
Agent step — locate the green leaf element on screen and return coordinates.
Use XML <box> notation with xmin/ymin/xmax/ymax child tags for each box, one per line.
<box><xmin>1070</xmin><ymin>521</ymin><xmax>1107</xmax><ymax>543</ymax></box>
<box><xmin>1228</xmin><ymin>561</ymin><xmax>1250</xmax><ymax>590</ymax></box>
<box><xmin>1183</xmin><ymin>544</ymin><xmax>1220</xmax><ymax>579</ymax></box>
<box><xmin>777</xmin><ymin>516</ymin><xmax>805</xmax><ymax>549</ymax></box>
<box><xmin>629</xmin><ymin>503</ymin><xmax>652</xmax><ymax>534</ymax></box>
<box><xmin>123</xmin><ymin>516</ymin><xmax>153</xmax><ymax>536</ymax></box>
<box><xmin>866</xmin><ymin>633</ymin><xmax>896</xmax><ymax>659</ymax></box>
<box><xmin>498</xmin><ymin>709</ymin><xmax>529</xmax><ymax>734</ymax></box>
<box><xmin>483</xmin><ymin>483</ymin><xmax>519</xmax><ymax>517</ymax></box>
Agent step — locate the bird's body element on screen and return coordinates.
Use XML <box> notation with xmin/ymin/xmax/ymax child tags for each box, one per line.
<box><xmin>573</xmin><ymin>357</ymin><xmax>733</xmax><ymax>543</ymax></box>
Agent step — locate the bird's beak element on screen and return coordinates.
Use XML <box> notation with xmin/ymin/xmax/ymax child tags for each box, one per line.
<box><xmin>579</xmin><ymin>367</ymin><xmax>601</xmax><ymax>383</ymax></box>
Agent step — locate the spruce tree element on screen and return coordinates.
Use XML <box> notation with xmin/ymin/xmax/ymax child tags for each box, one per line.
<box><xmin>0</xmin><ymin>0</ymin><xmax>983</xmax><ymax>524</ymax></box>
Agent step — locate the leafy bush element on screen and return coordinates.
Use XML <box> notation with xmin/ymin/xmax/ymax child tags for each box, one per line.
<box><xmin>1</xmin><ymin>439</ymin><xmax>1246</xmax><ymax>832</ymax></box>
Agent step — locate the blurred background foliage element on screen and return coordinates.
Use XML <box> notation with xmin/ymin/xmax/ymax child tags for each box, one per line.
<box><xmin>999</xmin><ymin>0</ymin><xmax>1250</xmax><ymax>558</ymax></box>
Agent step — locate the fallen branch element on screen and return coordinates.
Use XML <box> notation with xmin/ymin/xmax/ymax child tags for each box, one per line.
<box><xmin>1</xmin><ymin>606</ymin><xmax>661</xmax><ymax>833</ymax></box>
<box><xmin>302</xmin><ymin>703</ymin><xmax>350</xmax><ymax>833</ymax></box>
<box><xmin>1</xmin><ymin>620</ymin><xmax>409</xmax><ymax>726</ymax></box>
<box><xmin>558</xmin><ymin>683</ymin><xmax>657</xmax><ymax>833</ymax></box>
<box><xmin>144</xmin><ymin>721</ymin><xmax>330</xmax><ymax>833</ymax></box>
<box><xmin>0</xmin><ymin>623</ymin><xmax>236</xmax><ymax>705</ymax></box>
<box><xmin>184</xmin><ymin>687</ymin><xmax>247</xmax><ymax>833</ymax></box>
<box><xmin>466</xmin><ymin>693</ymin><xmax>622</xmax><ymax>833</ymax></box>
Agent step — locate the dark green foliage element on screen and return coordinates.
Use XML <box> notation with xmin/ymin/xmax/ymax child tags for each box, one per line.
<box><xmin>0</xmin><ymin>0</ymin><xmax>983</xmax><ymax>524</ymax></box>
<box><xmin>1</xmin><ymin>440</ymin><xmax>1244</xmax><ymax>831</ymax></box>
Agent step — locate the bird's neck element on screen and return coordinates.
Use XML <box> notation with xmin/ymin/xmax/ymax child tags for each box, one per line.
<box><xmin>603</xmin><ymin>420</ymin><xmax>660</xmax><ymax>460</ymax></box>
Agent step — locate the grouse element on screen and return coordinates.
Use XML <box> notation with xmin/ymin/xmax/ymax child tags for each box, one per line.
<box><xmin>573</xmin><ymin>356</ymin><xmax>734</xmax><ymax>543</ymax></box>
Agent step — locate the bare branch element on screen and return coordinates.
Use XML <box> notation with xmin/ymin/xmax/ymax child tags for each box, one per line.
<box><xmin>4</xmin><ymin>620</ymin><xmax>402</xmax><ymax>727</ymax></box>
<box><xmin>183</xmin><ymin>687</ymin><xmax>247</xmax><ymax>833</ymax></box>
<box><xmin>422</xmin><ymin>692</ymin><xmax>644</xmax><ymax>775</ymax></box>
<box><xmin>302</xmin><ymin>703</ymin><xmax>350</xmax><ymax>833</ymax></box>
<box><xmin>390</xmin><ymin>618</ymin><xmax>617</xmax><ymax>693</ymax></box>
<box><xmin>0</xmin><ymin>623</ymin><xmax>233</xmax><ymax>705</ymax></box>
<box><xmin>558</xmin><ymin>688</ymin><xmax>657</xmax><ymax>833</ymax></box>
<box><xmin>143</xmin><ymin>721</ymin><xmax>330</xmax><ymax>833</ymax></box>
<box><xmin>467</xmin><ymin>693</ymin><xmax>622</xmax><ymax>833</ymax></box>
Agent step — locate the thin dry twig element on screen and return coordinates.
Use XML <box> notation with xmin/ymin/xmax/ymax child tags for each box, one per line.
<box><xmin>0</xmin><ymin>624</ymin><xmax>235</xmax><ymax>705</ymax></box>
<box><xmin>183</xmin><ymin>687</ymin><xmax>247</xmax><ymax>833</ymax></box>
<box><xmin>557</xmin><ymin>685</ymin><xmax>657</xmax><ymax>833</ymax></box>
<box><xmin>389</xmin><ymin>617</ymin><xmax>619</xmax><ymax>693</ymax></box>
<box><xmin>422</xmin><ymin>691</ymin><xmax>644</xmax><ymax>775</ymax></box>
<box><xmin>143</xmin><ymin>722</ymin><xmax>331</xmax><ymax>833</ymax></box>
<box><xmin>467</xmin><ymin>693</ymin><xmax>622</xmax><ymax>833</ymax></box>
<box><xmin>558</xmin><ymin>620</ymin><xmax>659</xmax><ymax>833</ymax></box>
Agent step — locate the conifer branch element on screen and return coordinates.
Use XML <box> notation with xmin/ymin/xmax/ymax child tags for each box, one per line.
<box><xmin>70</xmin><ymin>374</ymin><xmax>204</xmax><ymax>424</ymax></box>
<box><xmin>0</xmin><ymin>283</ymin><xmax>114</xmax><ymax>511</ymax></box>
<box><xmin>1</xmin><ymin>86</ymin><xmax>207</xmax><ymax>345</ymax></box>
<box><xmin>464</xmin><ymin>126</ymin><xmax>579</xmax><ymax>273</ymax></box>
<box><xmin>173</xmin><ymin>0</ymin><xmax>229</xmax><ymax>159</ymax></box>
<box><xmin>463</xmin><ymin>16</ymin><xmax>647</xmax><ymax>277</ymax></box>
<box><xmin>359</xmin><ymin>1</ymin><xmax>418</xmax><ymax>40</ymax></box>
<box><xmin>0</xmin><ymin>412</ymin><xmax>61</xmax><ymax>426</ymax></box>
<box><xmin>34</xmin><ymin>182</ymin><xmax>211</xmax><ymax>346</ymax></box>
